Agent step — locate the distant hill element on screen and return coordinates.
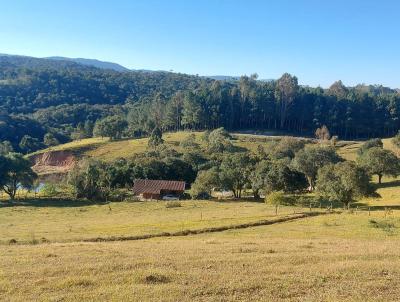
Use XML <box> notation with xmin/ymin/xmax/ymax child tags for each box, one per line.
<box><xmin>45</xmin><ymin>56</ymin><xmax>130</xmax><ymax>72</ymax></box>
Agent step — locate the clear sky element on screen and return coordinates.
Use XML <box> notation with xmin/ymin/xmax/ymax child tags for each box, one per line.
<box><xmin>0</xmin><ymin>0</ymin><xmax>399</xmax><ymax>88</ymax></box>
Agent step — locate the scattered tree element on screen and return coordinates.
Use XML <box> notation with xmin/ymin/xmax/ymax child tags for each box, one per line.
<box><xmin>219</xmin><ymin>152</ymin><xmax>252</xmax><ymax>198</ymax></box>
<box><xmin>148</xmin><ymin>127</ymin><xmax>164</xmax><ymax>148</ymax></box>
<box><xmin>357</xmin><ymin>147</ymin><xmax>400</xmax><ymax>183</ymax></box>
<box><xmin>0</xmin><ymin>153</ymin><xmax>37</xmax><ymax>200</ymax></box>
<box><xmin>316</xmin><ymin>161</ymin><xmax>372</xmax><ymax>209</ymax></box>
<box><xmin>292</xmin><ymin>145</ymin><xmax>341</xmax><ymax>190</ymax></box>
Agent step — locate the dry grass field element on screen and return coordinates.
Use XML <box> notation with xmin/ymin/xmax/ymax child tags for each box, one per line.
<box><xmin>1</xmin><ymin>175</ymin><xmax>400</xmax><ymax>301</ymax></box>
<box><xmin>1</xmin><ymin>210</ymin><xmax>400</xmax><ymax>301</ymax></box>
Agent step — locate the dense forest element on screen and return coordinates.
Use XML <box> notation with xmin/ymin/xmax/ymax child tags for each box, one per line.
<box><xmin>1</xmin><ymin>55</ymin><xmax>399</xmax><ymax>153</ymax></box>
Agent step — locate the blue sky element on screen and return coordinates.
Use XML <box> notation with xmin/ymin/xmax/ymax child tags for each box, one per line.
<box><xmin>0</xmin><ymin>0</ymin><xmax>399</xmax><ymax>88</ymax></box>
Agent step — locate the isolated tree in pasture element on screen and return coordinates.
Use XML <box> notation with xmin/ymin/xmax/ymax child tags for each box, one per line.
<box><xmin>148</xmin><ymin>127</ymin><xmax>164</xmax><ymax>148</ymax></box>
<box><xmin>357</xmin><ymin>147</ymin><xmax>400</xmax><ymax>184</ymax></box>
<box><xmin>357</xmin><ymin>138</ymin><xmax>383</xmax><ymax>156</ymax></box>
<box><xmin>219</xmin><ymin>152</ymin><xmax>252</xmax><ymax>198</ymax></box>
<box><xmin>0</xmin><ymin>153</ymin><xmax>37</xmax><ymax>200</ymax></box>
<box><xmin>316</xmin><ymin>161</ymin><xmax>372</xmax><ymax>209</ymax></box>
<box><xmin>276</xmin><ymin>73</ymin><xmax>298</xmax><ymax>128</ymax></box>
<box><xmin>43</xmin><ymin>133</ymin><xmax>59</xmax><ymax>147</ymax></box>
<box><xmin>292</xmin><ymin>145</ymin><xmax>341</xmax><ymax>190</ymax></box>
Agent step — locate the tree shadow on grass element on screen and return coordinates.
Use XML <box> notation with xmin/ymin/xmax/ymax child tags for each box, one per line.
<box><xmin>0</xmin><ymin>198</ymin><xmax>107</xmax><ymax>208</ymax></box>
<box><xmin>353</xmin><ymin>203</ymin><xmax>400</xmax><ymax>212</ymax></box>
<box><xmin>374</xmin><ymin>179</ymin><xmax>400</xmax><ymax>190</ymax></box>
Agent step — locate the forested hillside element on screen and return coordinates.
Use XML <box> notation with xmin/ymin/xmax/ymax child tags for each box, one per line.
<box><xmin>0</xmin><ymin>55</ymin><xmax>399</xmax><ymax>153</ymax></box>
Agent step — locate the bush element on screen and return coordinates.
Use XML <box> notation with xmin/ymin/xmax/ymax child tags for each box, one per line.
<box><xmin>40</xmin><ymin>183</ymin><xmax>58</xmax><ymax>197</ymax></box>
<box><xmin>165</xmin><ymin>201</ymin><xmax>182</xmax><ymax>208</ymax></box>
<box><xmin>265</xmin><ymin>191</ymin><xmax>286</xmax><ymax>206</ymax></box>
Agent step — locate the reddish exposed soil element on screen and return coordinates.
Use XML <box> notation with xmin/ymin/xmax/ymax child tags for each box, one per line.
<box><xmin>30</xmin><ymin>151</ymin><xmax>76</xmax><ymax>175</ymax></box>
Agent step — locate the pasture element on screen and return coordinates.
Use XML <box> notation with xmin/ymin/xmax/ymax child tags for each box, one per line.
<box><xmin>1</xmin><ymin>209</ymin><xmax>400</xmax><ymax>301</ymax></box>
<box><xmin>1</xmin><ymin>175</ymin><xmax>400</xmax><ymax>301</ymax></box>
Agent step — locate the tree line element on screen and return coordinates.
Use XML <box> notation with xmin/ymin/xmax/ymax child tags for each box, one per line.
<box><xmin>1</xmin><ymin>55</ymin><xmax>400</xmax><ymax>153</ymax></box>
<box><xmin>2</xmin><ymin>128</ymin><xmax>400</xmax><ymax>208</ymax></box>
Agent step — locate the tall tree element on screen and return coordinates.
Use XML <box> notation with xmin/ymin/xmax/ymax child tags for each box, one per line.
<box><xmin>276</xmin><ymin>73</ymin><xmax>298</xmax><ymax>128</ymax></box>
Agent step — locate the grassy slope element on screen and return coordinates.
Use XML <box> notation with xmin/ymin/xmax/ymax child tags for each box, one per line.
<box><xmin>1</xmin><ymin>211</ymin><xmax>400</xmax><ymax>301</ymax></box>
<box><xmin>28</xmin><ymin>131</ymin><xmax>295</xmax><ymax>162</ymax></box>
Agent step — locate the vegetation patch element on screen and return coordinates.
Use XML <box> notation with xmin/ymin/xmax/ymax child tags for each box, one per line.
<box><xmin>165</xmin><ymin>201</ymin><xmax>182</xmax><ymax>208</ymax></box>
<box><xmin>369</xmin><ymin>219</ymin><xmax>396</xmax><ymax>232</ymax></box>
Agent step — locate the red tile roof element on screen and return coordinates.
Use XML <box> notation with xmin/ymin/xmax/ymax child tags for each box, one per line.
<box><xmin>133</xmin><ymin>179</ymin><xmax>186</xmax><ymax>195</ymax></box>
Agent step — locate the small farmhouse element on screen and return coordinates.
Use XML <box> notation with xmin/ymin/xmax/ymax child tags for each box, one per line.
<box><xmin>133</xmin><ymin>179</ymin><xmax>186</xmax><ymax>200</ymax></box>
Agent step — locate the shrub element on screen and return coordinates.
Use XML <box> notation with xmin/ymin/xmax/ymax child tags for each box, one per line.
<box><xmin>265</xmin><ymin>191</ymin><xmax>286</xmax><ymax>214</ymax></box>
<box><xmin>40</xmin><ymin>183</ymin><xmax>58</xmax><ymax>197</ymax></box>
<box><xmin>165</xmin><ymin>201</ymin><xmax>182</xmax><ymax>208</ymax></box>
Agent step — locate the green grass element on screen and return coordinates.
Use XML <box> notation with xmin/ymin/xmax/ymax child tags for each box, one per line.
<box><xmin>337</xmin><ymin>137</ymin><xmax>398</xmax><ymax>161</ymax></box>
<box><xmin>0</xmin><ymin>199</ymin><xmax>311</xmax><ymax>244</ymax></box>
